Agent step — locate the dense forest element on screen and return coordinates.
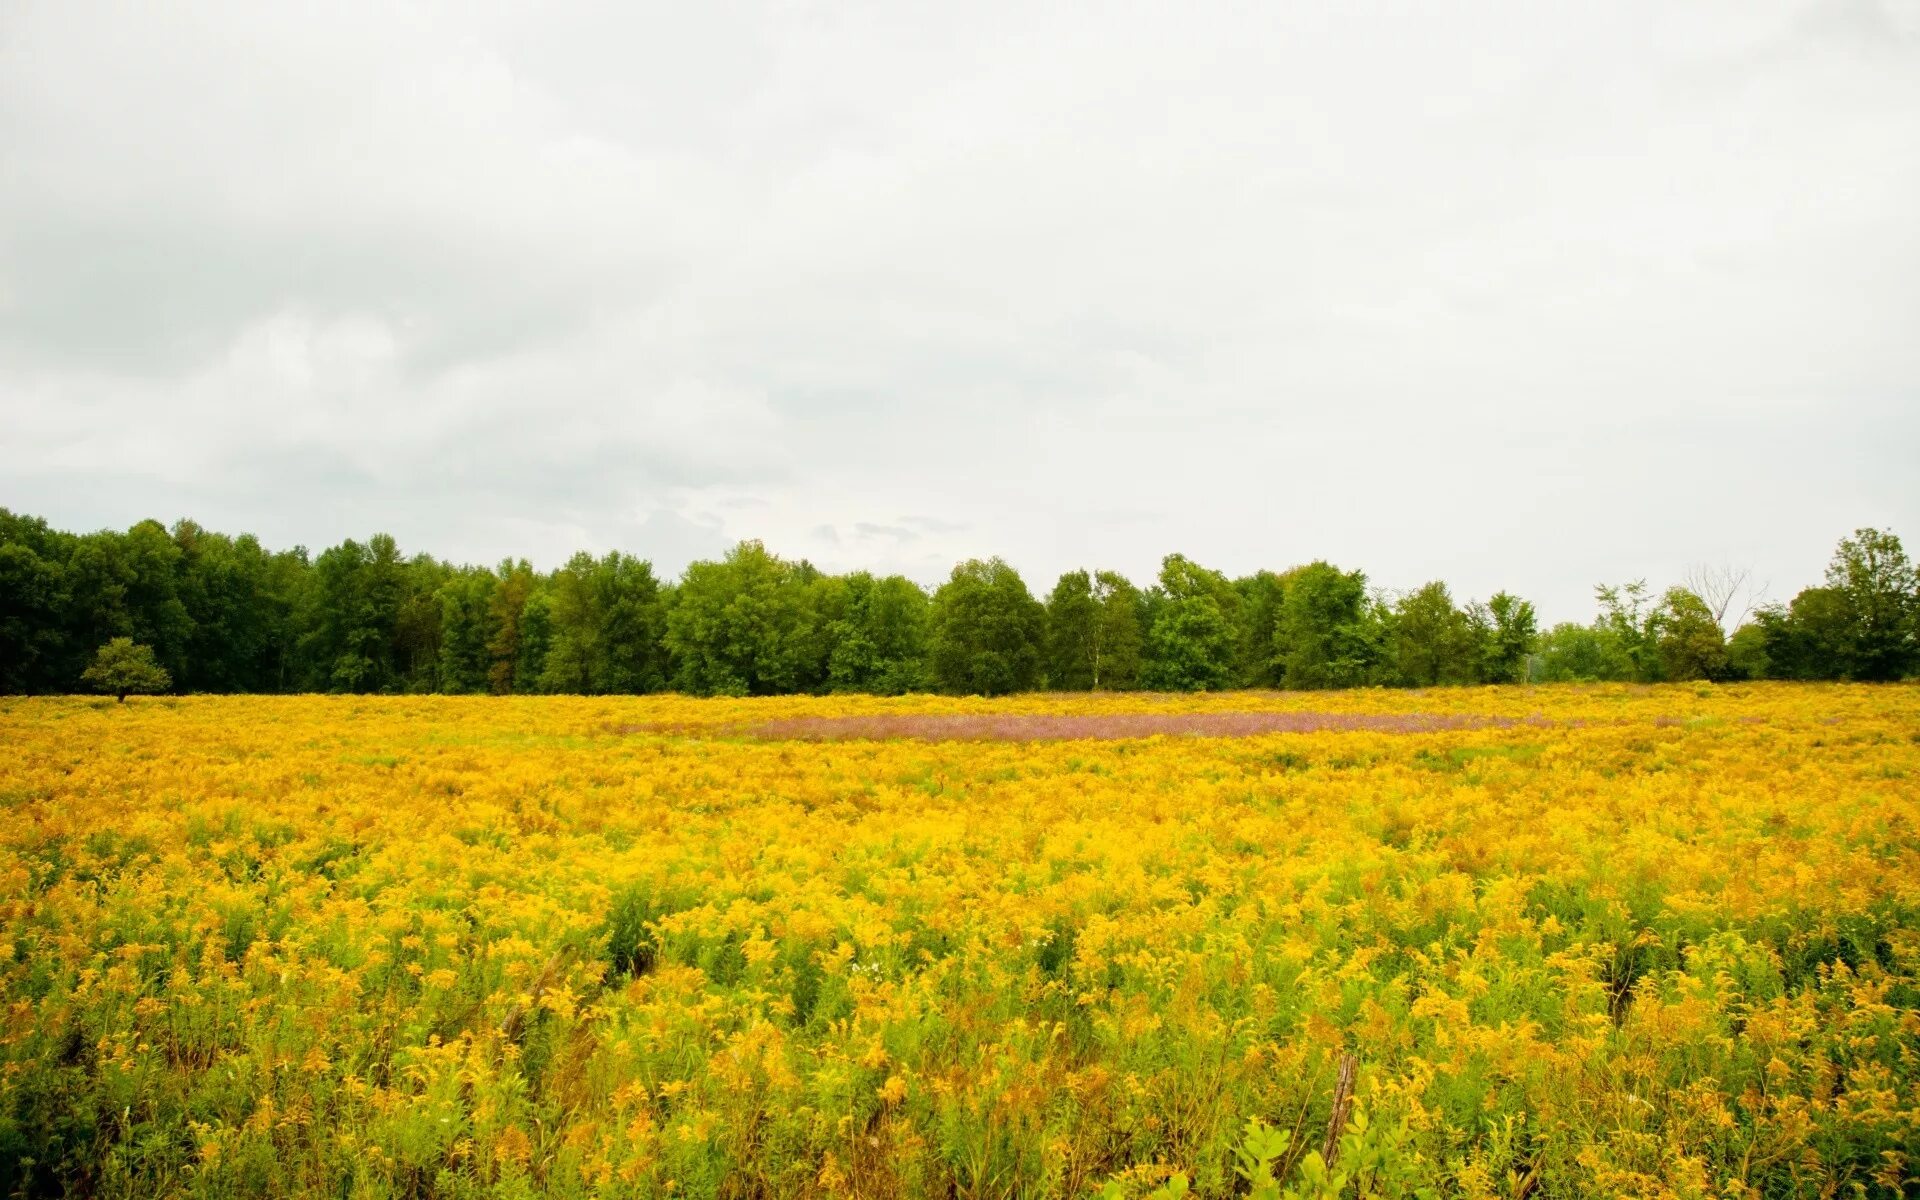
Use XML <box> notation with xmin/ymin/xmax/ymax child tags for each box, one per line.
<box><xmin>1</xmin><ymin>509</ymin><xmax>1914</xmax><ymax>696</ymax></box>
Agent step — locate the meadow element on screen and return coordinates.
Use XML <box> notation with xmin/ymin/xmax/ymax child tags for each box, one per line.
<box><xmin>2</xmin><ymin>685</ymin><xmax>1917</xmax><ymax>1199</ymax></box>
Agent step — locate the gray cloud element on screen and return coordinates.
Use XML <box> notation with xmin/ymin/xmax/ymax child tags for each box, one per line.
<box><xmin>2</xmin><ymin>0</ymin><xmax>1917</xmax><ymax>616</ymax></box>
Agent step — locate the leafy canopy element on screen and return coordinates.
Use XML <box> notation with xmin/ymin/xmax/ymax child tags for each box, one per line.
<box><xmin>82</xmin><ymin>637</ymin><xmax>171</xmax><ymax>701</ymax></box>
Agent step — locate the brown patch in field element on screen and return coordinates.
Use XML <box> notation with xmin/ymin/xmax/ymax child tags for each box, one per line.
<box><xmin>732</xmin><ymin>711</ymin><xmax>1528</xmax><ymax>742</ymax></box>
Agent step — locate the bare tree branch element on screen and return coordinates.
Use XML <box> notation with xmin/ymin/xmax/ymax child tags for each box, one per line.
<box><xmin>1682</xmin><ymin>564</ymin><xmax>1767</xmax><ymax>633</ymax></box>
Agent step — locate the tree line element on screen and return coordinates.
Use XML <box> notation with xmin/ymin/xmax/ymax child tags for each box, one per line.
<box><xmin>1</xmin><ymin>508</ymin><xmax>1914</xmax><ymax>696</ymax></box>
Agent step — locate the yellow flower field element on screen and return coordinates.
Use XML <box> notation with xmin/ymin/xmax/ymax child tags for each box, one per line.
<box><xmin>3</xmin><ymin>685</ymin><xmax>1918</xmax><ymax>1198</ymax></box>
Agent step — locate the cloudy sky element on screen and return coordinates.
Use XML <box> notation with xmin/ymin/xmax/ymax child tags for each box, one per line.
<box><xmin>3</xmin><ymin>0</ymin><xmax>1916</xmax><ymax>622</ymax></box>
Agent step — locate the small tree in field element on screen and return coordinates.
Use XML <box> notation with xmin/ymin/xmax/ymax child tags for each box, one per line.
<box><xmin>83</xmin><ymin>638</ymin><xmax>171</xmax><ymax>701</ymax></box>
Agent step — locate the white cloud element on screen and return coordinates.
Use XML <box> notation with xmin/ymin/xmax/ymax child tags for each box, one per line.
<box><xmin>2</xmin><ymin>0</ymin><xmax>1916</xmax><ymax>618</ymax></box>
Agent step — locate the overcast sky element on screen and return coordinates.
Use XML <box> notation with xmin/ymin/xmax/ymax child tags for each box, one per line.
<box><xmin>3</xmin><ymin>0</ymin><xmax>1916</xmax><ymax>623</ymax></box>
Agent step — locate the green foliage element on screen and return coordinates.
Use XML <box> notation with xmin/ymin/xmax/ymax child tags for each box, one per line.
<box><xmin>0</xmin><ymin>511</ymin><xmax>72</xmax><ymax>693</ymax></box>
<box><xmin>1091</xmin><ymin>570</ymin><xmax>1147</xmax><ymax>689</ymax></box>
<box><xmin>302</xmin><ymin>534</ymin><xmax>411</xmax><ymax>692</ymax></box>
<box><xmin>1</xmin><ymin>510</ymin><xmax>1910</xmax><ymax>695</ymax></box>
<box><xmin>1756</xmin><ymin>586</ymin><xmax>1848</xmax><ymax>681</ymax></box>
<box><xmin>1144</xmin><ymin>555</ymin><xmax>1239</xmax><ymax>691</ymax></box>
<box><xmin>1273</xmin><ymin>562</ymin><xmax>1382</xmax><ymax>689</ymax></box>
<box><xmin>1824</xmin><ymin>527</ymin><xmax>1918</xmax><ymax>681</ymax></box>
<box><xmin>1388</xmin><ymin>582</ymin><xmax>1478</xmax><ymax>687</ymax></box>
<box><xmin>1594</xmin><ymin>580</ymin><xmax>1661</xmax><ymax>682</ymax></box>
<box><xmin>486</xmin><ymin>559</ymin><xmax>540</xmax><ymax>694</ymax></box>
<box><xmin>1478</xmin><ymin>592</ymin><xmax>1537</xmax><ymax>684</ymax></box>
<box><xmin>436</xmin><ymin>569</ymin><xmax>496</xmax><ymax>694</ymax></box>
<box><xmin>1535</xmin><ymin>621</ymin><xmax>1633</xmax><ymax>682</ymax></box>
<box><xmin>929</xmin><ymin>558</ymin><xmax>1045</xmax><ymax>695</ymax></box>
<box><xmin>1539</xmin><ymin>581</ymin><xmax>1689</xmax><ymax>684</ymax></box>
<box><xmin>1724</xmin><ymin>621</ymin><xmax>1769</xmax><ymax>680</ymax></box>
<box><xmin>663</xmin><ymin>541</ymin><xmax>820</xmax><ymax>696</ymax></box>
<box><xmin>540</xmin><ymin>551</ymin><xmax>667</xmax><ymax>694</ymax></box>
<box><xmin>1651</xmin><ymin>587</ymin><xmax>1727</xmax><ymax>681</ymax></box>
<box><xmin>1105</xmin><ymin>1109</ymin><xmax>1438</xmax><ymax>1200</ymax></box>
<box><xmin>824</xmin><ymin>572</ymin><xmax>931</xmax><ymax>694</ymax></box>
<box><xmin>1044</xmin><ymin>570</ymin><xmax>1099</xmax><ymax>690</ymax></box>
<box><xmin>81</xmin><ymin>638</ymin><xmax>171</xmax><ymax>701</ymax></box>
<box><xmin>1233</xmin><ymin>570</ymin><xmax>1288</xmax><ymax>687</ymax></box>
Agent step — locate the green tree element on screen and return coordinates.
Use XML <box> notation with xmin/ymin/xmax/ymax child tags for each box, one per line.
<box><xmin>929</xmin><ymin>558</ymin><xmax>1045</xmax><ymax>695</ymax></box>
<box><xmin>1725</xmin><ymin>622</ymin><xmax>1770</xmax><ymax>680</ymax></box>
<box><xmin>1651</xmin><ymin>587</ymin><xmax>1728</xmax><ymax>681</ymax></box>
<box><xmin>1144</xmin><ymin>555</ymin><xmax>1239</xmax><ymax>691</ymax></box>
<box><xmin>664</xmin><ymin>541</ymin><xmax>815</xmax><ymax>696</ymax></box>
<box><xmin>1595</xmin><ymin>581</ymin><xmax>1662</xmax><ymax>682</ymax></box>
<box><xmin>1090</xmin><ymin>571</ymin><xmax>1147</xmax><ymax>690</ymax></box>
<box><xmin>1047</xmin><ymin>569</ymin><xmax>1146</xmax><ymax>691</ymax></box>
<box><xmin>1388</xmin><ymin>582</ymin><xmax>1479</xmax><ymax>687</ymax></box>
<box><xmin>1232</xmin><ymin>571</ymin><xmax>1288</xmax><ymax>687</ymax></box>
<box><xmin>82</xmin><ymin>637</ymin><xmax>171</xmax><ymax>701</ymax></box>
<box><xmin>598</xmin><ymin>554</ymin><xmax>669</xmax><ymax>693</ymax></box>
<box><xmin>542</xmin><ymin>551</ymin><xmax>668</xmax><ymax>694</ymax></box>
<box><xmin>1044</xmin><ymin>570</ymin><xmax>1099</xmax><ymax>690</ymax></box>
<box><xmin>1273</xmin><ymin>562</ymin><xmax>1381</xmax><ymax>689</ymax></box>
<box><xmin>171</xmin><ymin>522</ymin><xmax>295</xmax><ymax>693</ymax></box>
<box><xmin>487</xmin><ymin>560</ymin><xmax>538</xmax><ymax>694</ymax></box>
<box><xmin>1825</xmin><ymin>527</ymin><xmax>1918</xmax><ymax>681</ymax></box>
<box><xmin>1478</xmin><ymin>592</ymin><xmax>1537</xmax><ymax>684</ymax></box>
<box><xmin>294</xmin><ymin>534</ymin><xmax>416</xmax><ymax>692</ymax></box>
<box><xmin>825</xmin><ymin>573</ymin><xmax>931</xmax><ymax>694</ymax></box>
<box><xmin>393</xmin><ymin>555</ymin><xmax>450</xmax><ymax>693</ymax></box>
<box><xmin>0</xmin><ymin>510</ymin><xmax>74</xmax><ymax>693</ymax></box>
<box><xmin>1753</xmin><ymin>587</ymin><xmax>1852</xmax><ymax>681</ymax></box>
<box><xmin>437</xmin><ymin>570</ymin><xmax>496</xmax><ymax>694</ymax></box>
<box><xmin>59</xmin><ymin>522</ymin><xmax>194</xmax><ymax>687</ymax></box>
<box><xmin>1536</xmin><ymin>622</ymin><xmax>1632</xmax><ymax>682</ymax></box>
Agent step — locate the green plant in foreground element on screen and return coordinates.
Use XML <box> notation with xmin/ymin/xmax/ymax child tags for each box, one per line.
<box><xmin>1106</xmin><ymin>1109</ymin><xmax>1442</xmax><ymax>1200</ymax></box>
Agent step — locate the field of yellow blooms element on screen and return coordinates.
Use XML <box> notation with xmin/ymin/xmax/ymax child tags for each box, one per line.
<box><xmin>3</xmin><ymin>684</ymin><xmax>1919</xmax><ymax>1199</ymax></box>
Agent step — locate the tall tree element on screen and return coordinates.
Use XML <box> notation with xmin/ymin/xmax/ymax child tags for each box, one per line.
<box><xmin>1089</xmin><ymin>571</ymin><xmax>1147</xmax><ymax>690</ymax></box>
<box><xmin>1273</xmin><ymin>562</ymin><xmax>1381</xmax><ymax>689</ymax></box>
<box><xmin>1389</xmin><ymin>581</ymin><xmax>1479</xmax><ymax>687</ymax></box>
<box><xmin>1594</xmin><ymin>581</ymin><xmax>1662</xmax><ymax>683</ymax></box>
<box><xmin>437</xmin><ymin>569</ymin><xmax>496</xmax><ymax>694</ymax></box>
<box><xmin>598</xmin><ymin>553</ymin><xmax>669</xmax><ymax>693</ymax></box>
<box><xmin>1233</xmin><ymin>571</ymin><xmax>1288</xmax><ymax>687</ymax></box>
<box><xmin>929</xmin><ymin>558</ymin><xmax>1045</xmax><ymax>695</ymax></box>
<box><xmin>1825</xmin><ymin>527</ymin><xmax>1918</xmax><ymax>681</ymax></box>
<box><xmin>664</xmin><ymin>541</ymin><xmax>815</xmax><ymax>696</ymax></box>
<box><xmin>0</xmin><ymin>510</ymin><xmax>74</xmax><ymax>693</ymax></box>
<box><xmin>1046</xmin><ymin>569</ymin><xmax>1145</xmax><ymax>691</ymax></box>
<box><xmin>394</xmin><ymin>555</ymin><xmax>450</xmax><ymax>693</ymax></box>
<box><xmin>303</xmin><ymin>537</ymin><xmax>406</xmax><ymax>692</ymax></box>
<box><xmin>1753</xmin><ymin>587</ymin><xmax>1852</xmax><ymax>681</ymax></box>
<box><xmin>1478</xmin><ymin>591</ymin><xmax>1538</xmax><ymax>684</ymax></box>
<box><xmin>1652</xmin><ymin>587</ymin><xmax>1729</xmax><ymax>682</ymax></box>
<box><xmin>1144</xmin><ymin>555</ymin><xmax>1239</xmax><ymax>692</ymax></box>
<box><xmin>172</xmin><ymin>522</ymin><xmax>292</xmax><ymax>693</ymax></box>
<box><xmin>1044</xmin><ymin>570</ymin><xmax>1099</xmax><ymax>690</ymax></box>
<box><xmin>487</xmin><ymin>559</ymin><xmax>538</xmax><ymax>694</ymax></box>
<box><xmin>824</xmin><ymin>573</ymin><xmax>931</xmax><ymax>694</ymax></box>
<box><xmin>539</xmin><ymin>551</ymin><xmax>665</xmax><ymax>693</ymax></box>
